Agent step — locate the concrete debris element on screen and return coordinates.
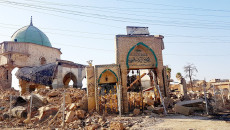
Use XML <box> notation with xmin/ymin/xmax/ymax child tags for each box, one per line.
<box><xmin>67</xmin><ymin>103</ymin><xmax>76</xmax><ymax>111</ymax></box>
<box><xmin>133</xmin><ymin>109</ymin><xmax>140</xmax><ymax>116</ymax></box>
<box><xmin>174</xmin><ymin>99</ymin><xmax>204</xmax><ymax>116</ymax></box>
<box><xmin>76</xmin><ymin>110</ymin><xmax>86</xmax><ymax>119</ymax></box>
<box><xmin>64</xmin><ymin>92</ymin><xmax>72</xmax><ymax>104</ymax></box>
<box><xmin>13</xmin><ymin>96</ymin><xmax>27</xmax><ymax>107</ymax></box>
<box><xmin>47</xmin><ymin>91</ymin><xmax>59</xmax><ymax>97</ymax></box>
<box><xmin>152</xmin><ymin>107</ymin><xmax>164</xmax><ymax>114</ymax></box>
<box><xmin>144</xmin><ymin>97</ymin><xmax>154</xmax><ymax>106</ymax></box>
<box><xmin>31</xmin><ymin>94</ymin><xmax>47</xmax><ymax>108</ymax></box>
<box><xmin>110</xmin><ymin>122</ymin><xmax>124</xmax><ymax>130</ymax></box>
<box><xmin>1</xmin><ymin>83</ymin><xmax>230</xmax><ymax>129</ymax></box>
<box><xmin>65</xmin><ymin>111</ymin><xmax>75</xmax><ymax>123</ymax></box>
<box><xmin>38</xmin><ymin>106</ymin><xmax>58</xmax><ymax>122</ymax></box>
<box><xmin>10</xmin><ymin>106</ymin><xmax>27</xmax><ymax>118</ymax></box>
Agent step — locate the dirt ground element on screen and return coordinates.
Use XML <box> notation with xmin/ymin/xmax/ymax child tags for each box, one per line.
<box><xmin>109</xmin><ymin>114</ymin><xmax>230</xmax><ymax>130</ymax></box>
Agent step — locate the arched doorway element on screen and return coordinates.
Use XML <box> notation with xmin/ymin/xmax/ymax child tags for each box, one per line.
<box><xmin>63</xmin><ymin>72</ymin><xmax>77</xmax><ymax>88</ymax></box>
<box><xmin>98</xmin><ymin>69</ymin><xmax>118</xmax><ymax>114</ymax></box>
<box><xmin>126</xmin><ymin>42</ymin><xmax>158</xmax><ymax>112</ymax></box>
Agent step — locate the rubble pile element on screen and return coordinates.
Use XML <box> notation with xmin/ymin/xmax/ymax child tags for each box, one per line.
<box><xmin>0</xmin><ymin>88</ymin><xmax>127</xmax><ymax>129</ymax></box>
<box><xmin>0</xmin><ymin>88</ymin><xmax>89</xmax><ymax>129</ymax></box>
<box><xmin>1</xmin><ymin>85</ymin><xmax>230</xmax><ymax>129</ymax></box>
<box><xmin>128</xmin><ymin>91</ymin><xmax>166</xmax><ymax>115</ymax></box>
<box><xmin>99</xmin><ymin>93</ymin><xmax>118</xmax><ymax>114</ymax></box>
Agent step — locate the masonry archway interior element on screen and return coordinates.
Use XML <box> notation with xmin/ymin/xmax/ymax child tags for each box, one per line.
<box><xmin>63</xmin><ymin>72</ymin><xmax>77</xmax><ymax>88</ymax></box>
<box><xmin>98</xmin><ymin>69</ymin><xmax>119</xmax><ymax>114</ymax></box>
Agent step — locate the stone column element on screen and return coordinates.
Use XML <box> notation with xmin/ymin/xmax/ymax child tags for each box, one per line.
<box><xmin>181</xmin><ymin>78</ymin><xmax>189</xmax><ymax>100</ymax></box>
<box><xmin>86</xmin><ymin>66</ymin><xmax>96</xmax><ymax>112</ymax></box>
<box><xmin>121</xmin><ymin>68</ymin><xmax>129</xmax><ymax>113</ymax></box>
<box><xmin>156</xmin><ymin>66</ymin><xmax>166</xmax><ymax>97</ymax></box>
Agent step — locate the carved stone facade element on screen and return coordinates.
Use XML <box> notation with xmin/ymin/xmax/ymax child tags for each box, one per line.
<box><xmin>86</xmin><ymin>27</ymin><xmax>168</xmax><ymax>114</ymax></box>
<box><xmin>115</xmin><ymin>35</ymin><xmax>166</xmax><ymax>113</ymax></box>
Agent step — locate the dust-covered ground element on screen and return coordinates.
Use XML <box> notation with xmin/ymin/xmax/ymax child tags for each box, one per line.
<box><xmin>110</xmin><ymin>114</ymin><xmax>230</xmax><ymax>130</ymax></box>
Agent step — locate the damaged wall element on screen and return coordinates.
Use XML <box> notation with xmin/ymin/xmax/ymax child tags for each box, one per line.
<box><xmin>0</xmin><ymin>42</ymin><xmax>61</xmax><ymax>67</ymax></box>
<box><xmin>115</xmin><ymin>34</ymin><xmax>165</xmax><ymax>113</ymax></box>
<box><xmin>0</xmin><ymin>42</ymin><xmax>62</xmax><ymax>89</ymax></box>
<box><xmin>52</xmin><ymin>64</ymin><xmax>86</xmax><ymax>89</ymax></box>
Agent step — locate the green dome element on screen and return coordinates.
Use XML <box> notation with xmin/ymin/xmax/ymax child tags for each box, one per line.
<box><xmin>11</xmin><ymin>21</ymin><xmax>52</xmax><ymax>47</ymax></box>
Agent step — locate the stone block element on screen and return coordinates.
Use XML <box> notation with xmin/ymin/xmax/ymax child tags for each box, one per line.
<box><xmin>65</xmin><ymin>111</ymin><xmax>75</xmax><ymax>123</ymax></box>
<box><xmin>38</xmin><ymin>106</ymin><xmax>58</xmax><ymax>122</ymax></box>
<box><xmin>75</xmin><ymin>110</ymin><xmax>86</xmax><ymax>119</ymax></box>
<box><xmin>133</xmin><ymin>109</ymin><xmax>140</xmax><ymax>116</ymax></box>
<box><xmin>110</xmin><ymin>122</ymin><xmax>124</xmax><ymax>130</ymax></box>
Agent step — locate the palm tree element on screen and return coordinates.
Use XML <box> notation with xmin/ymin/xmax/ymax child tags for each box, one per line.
<box><xmin>166</xmin><ymin>67</ymin><xmax>171</xmax><ymax>80</ymax></box>
<box><xmin>176</xmin><ymin>72</ymin><xmax>182</xmax><ymax>81</ymax></box>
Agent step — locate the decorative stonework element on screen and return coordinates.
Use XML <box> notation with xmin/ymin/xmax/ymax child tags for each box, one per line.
<box><xmin>94</xmin><ymin>64</ymin><xmax>121</xmax><ymax>112</ymax></box>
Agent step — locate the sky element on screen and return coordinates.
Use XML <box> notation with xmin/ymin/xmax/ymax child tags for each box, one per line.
<box><xmin>0</xmin><ymin>0</ymin><xmax>230</xmax><ymax>88</ymax></box>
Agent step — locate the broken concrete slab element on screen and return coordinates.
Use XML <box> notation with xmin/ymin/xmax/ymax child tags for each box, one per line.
<box><xmin>47</xmin><ymin>91</ymin><xmax>59</xmax><ymax>97</ymax></box>
<box><xmin>38</xmin><ymin>106</ymin><xmax>58</xmax><ymax>122</ymax></box>
<box><xmin>13</xmin><ymin>96</ymin><xmax>27</xmax><ymax>107</ymax></box>
<box><xmin>65</xmin><ymin>111</ymin><xmax>75</xmax><ymax>123</ymax></box>
<box><xmin>174</xmin><ymin>99</ymin><xmax>204</xmax><ymax>116</ymax></box>
<box><xmin>68</xmin><ymin>103</ymin><xmax>76</xmax><ymax>111</ymax></box>
<box><xmin>10</xmin><ymin>106</ymin><xmax>27</xmax><ymax>118</ymax></box>
<box><xmin>152</xmin><ymin>107</ymin><xmax>164</xmax><ymax>114</ymax></box>
<box><xmin>31</xmin><ymin>94</ymin><xmax>48</xmax><ymax>108</ymax></box>
<box><xmin>176</xmin><ymin>99</ymin><xmax>203</xmax><ymax>107</ymax></box>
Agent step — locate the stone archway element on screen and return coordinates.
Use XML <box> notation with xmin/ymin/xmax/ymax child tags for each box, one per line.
<box><xmin>63</xmin><ymin>72</ymin><xmax>77</xmax><ymax>88</ymax></box>
<box><xmin>126</xmin><ymin>42</ymin><xmax>158</xmax><ymax>69</ymax></box>
<box><xmin>97</xmin><ymin>69</ymin><xmax>119</xmax><ymax>114</ymax></box>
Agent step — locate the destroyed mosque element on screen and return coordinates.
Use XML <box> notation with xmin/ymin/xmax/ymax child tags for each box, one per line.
<box><xmin>0</xmin><ymin>19</ymin><xmax>170</xmax><ymax>114</ymax></box>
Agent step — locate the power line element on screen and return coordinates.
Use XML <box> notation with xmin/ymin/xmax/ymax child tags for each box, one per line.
<box><xmin>1</xmin><ymin>0</ymin><xmax>230</xmax><ymax>30</ymax></box>
<box><xmin>1</xmin><ymin>23</ymin><xmax>230</xmax><ymax>39</ymax></box>
<box><xmin>24</xmin><ymin>0</ymin><xmax>230</xmax><ymax>25</ymax></box>
<box><xmin>0</xmin><ymin>25</ymin><xmax>230</xmax><ymax>42</ymax></box>
<box><xmin>53</xmin><ymin>43</ymin><xmax>230</xmax><ymax>56</ymax></box>
<box><xmin>115</xmin><ymin>0</ymin><xmax>230</xmax><ymax>13</ymax></box>
<box><xmin>0</xmin><ymin>2</ymin><xmax>123</xmax><ymax>29</ymax></box>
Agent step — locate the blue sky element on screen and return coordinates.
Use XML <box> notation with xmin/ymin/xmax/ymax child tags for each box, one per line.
<box><xmin>0</xmin><ymin>0</ymin><xmax>230</xmax><ymax>83</ymax></box>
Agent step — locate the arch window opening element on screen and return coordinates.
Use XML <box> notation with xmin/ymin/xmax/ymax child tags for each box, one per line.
<box><xmin>40</xmin><ymin>57</ymin><xmax>46</xmax><ymax>65</ymax></box>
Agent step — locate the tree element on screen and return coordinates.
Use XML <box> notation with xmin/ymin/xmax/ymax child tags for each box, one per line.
<box><xmin>166</xmin><ymin>66</ymin><xmax>171</xmax><ymax>80</ymax></box>
<box><xmin>184</xmin><ymin>63</ymin><xmax>198</xmax><ymax>88</ymax></box>
<box><xmin>176</xmin><ymin>72</ymin><xmax>182</xmax><ymax>81</ymax></box>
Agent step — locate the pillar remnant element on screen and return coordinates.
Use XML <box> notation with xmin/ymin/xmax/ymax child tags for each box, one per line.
<box><xmin>86</xmin><ymin>66</ymin><xmax>96</xmax><ymax>111</ymax></box>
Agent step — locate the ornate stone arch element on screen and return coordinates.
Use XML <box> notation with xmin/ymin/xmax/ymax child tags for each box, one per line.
<box><xmin>126</xmin><ymin>42</ymin><xmax>158</xmax><ymax>69</ymax></box>
<box><xmin>98</xmin><ymin>69</ymin><xmax>118</xmax><ymax>84</ymax></box>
